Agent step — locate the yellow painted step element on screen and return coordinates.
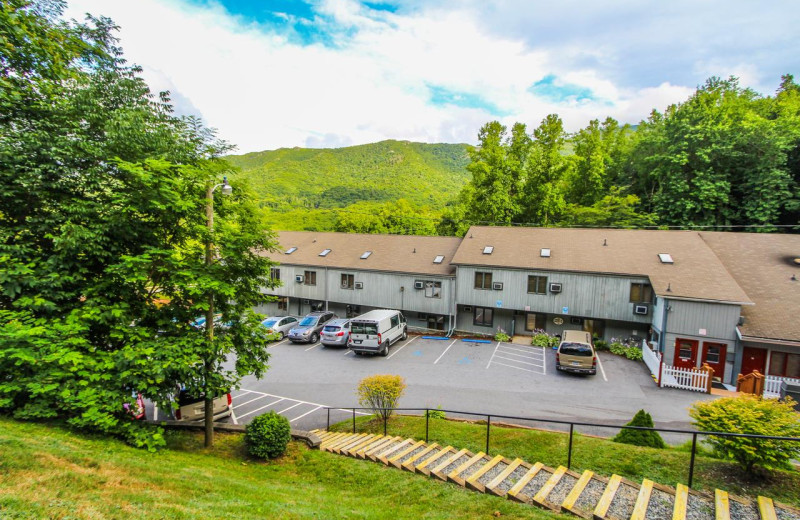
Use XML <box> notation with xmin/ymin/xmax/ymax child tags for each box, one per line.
<box><xmin>319</xmin><ymin>432</ymin><xmax>351</xmax><ymax>450</ymax></box>
<box><xmin>415</xmin><ymin>446</ymin><xmax>456</xmax><ymax>476</ymax></box>
<box><xmin>561</xmin><ymin>470</ymin><xmax>595</xmax><ymax>517</ymax></box>
<box><xmin>630</xmin><ymin>479</ymin><xmax>654</xmax><ymax>520</ymax></box>
<box><xmin>375</xmin><ymin>438</ymin><xmax>414</xmax><ymax>463</ymax></box>
<box><xmin>401</xmin><ymin>443</ymin><xmax>440</xmax><ymax>472</ymax></box>
<box><xmin>533</xmin><ymin>465</ymin><xmax>567</xmax><ymax>511</ymax></box>
<box><xmin>507</xmin><ymin>462</ymin><xmax>545</xmax><ymax>503</ymax></box>
<box><xmin>336</xmin><ymin>434</ymin><xmax>375</xmax><ymax>455</ymax></box>
<box><xmin>343</xmin><ymin>435</ymin><xmax>383</xmax><ymax>457</ymax></box>
<box><xmin>387</xmin><ymin>440</ymin><xmax>427</xmax><ymax>468</ymax></box>
<box><xmin>360</xmin><ymin>436</ymin><xmax>401</xmax><ymax>459</ymax></box>
<box><xmin>758</xmin><ymin>497</ymin><xmax>778</xmax><ymax>520</ymax></box>
<box><xmin>325</xmin><ymin>433</ymin><xmax>366</xmax><ymax>453</ymax></box>
<box><xmin>672</xmin><ymin>483</ymin><xmax>689</xmax><ymax>520</ymax></box>
<box><xmin>466</xmin><ymin>454</ymin><xmax>507</xmax><ymax>493</ymax></box>
<box><xmin>430</xmin><ymin>448</ymin><xmax>470</xmax><ymax>481</ymax></box>
<box><xmin>448</xmin><ymin>452</ymin><xmax>486</xmax><ymax>487</ymax></box>
<box><xmin>593</xmin><ymin>474</ymin><xmax>622</xmax><ymax>520</ymax></box>
<box><xmin>715</xmin><ymin>490</ymin><xmax>731</xmax><ymax>520</ymax></box>
<box><xmin>486</xmin><ymin>458</ymin><xmax>527</xmax><ymax>497</ymax></box>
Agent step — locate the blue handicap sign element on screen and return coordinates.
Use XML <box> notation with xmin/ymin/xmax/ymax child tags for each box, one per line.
<box><xmin>562</xmin><ymin>306</ymin><xmax>569</xmax><ymax>314</ymax></box>
<box><xmin>412</xmin><ymin>350</ymin><xmax>422</xmax><ymax>356</ymax></box>
<box><xmin>458</xmin><ymin>357</ymin><xmax>472</xmax><ymax>365</ymax></box>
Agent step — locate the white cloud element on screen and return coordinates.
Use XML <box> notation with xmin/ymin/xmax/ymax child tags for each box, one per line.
<box><xmin>63</xmin><ymin>0</ymin><xmax>796</xmax><ymax>152</ymax></box>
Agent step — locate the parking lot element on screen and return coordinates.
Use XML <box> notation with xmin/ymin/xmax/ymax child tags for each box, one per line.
<box><xmin>217</xmin><ymin>334</ymin><xmax>716</xmax><ymax>437</ymax></box>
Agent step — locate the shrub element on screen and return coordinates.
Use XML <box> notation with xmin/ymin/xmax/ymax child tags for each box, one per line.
<box><xmin>594</xmin><ymin>339</ymin><xmax>609</xmax><ymax>351</ymax></box>
<box><xmin>357</xmin><ymin>375</ymin><xmax>406</xmax><ymax>422</ymax></box>
<box><xmin>609</xmin><ymin>339</ymin><xmax>643</xmax><ymax>360</ymax></box>
<box><xmin>689</xmin><ymin>395</ymin><xmax>800</xmax><ymax>475</ymax></box>
<box><xmin>531</xmin><ymin>330</ymin><xmax>558</xmax><ymax>348</ymax></box>
<box><xmin>613</xmin><ymin>409</ymin><xmax>666</xmax><ymax>448</ymax></box>
<box><xmin>245</xmin><ymin>411</ymin><xmax>291</xmax><ymax>459</ymax></box>
<box><xmin>494</xmin><ymin>329</ymin><xmax>510</xmax><ymax>342</ymax></box>
<box><xmin>426</xmin><ymin>407</ymin><xmax>446</xmax><ymax>420</ymax></box>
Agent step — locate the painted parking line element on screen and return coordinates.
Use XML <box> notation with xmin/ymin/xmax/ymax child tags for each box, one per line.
<box><xmin>304</xmin><ymin>342</ymin><xmax>322</xmax><ymax>351</ymax></box>
<box><xmin>343</xmin><ymin>349</ymin><xmax>353</xmax><ymax>355</ymax></box>
<box><xmin>277</xmin><ymin>402</ymin><xmax>305</xmax><ymax>415</ymax></box>
<box><xmin>232</xmin><ymin>394</ymin><xmax>271</xmax><ymax>410</ymax></box>
<box><xmin>498</xmin><ymin>344</ymin><xmax>545</xmax><ymax>356</ymax></box>
<box><xmin>485</xmin><ymin>341</ymin><xmax>501</xmax><ymax>369</ymax></box>
<box><xmin>433</xmin><ymin>339</ymin><xmax>458</xmax><ymax>364</ymax></box>
<box><xmin>596</xmin><ymin>353</ymin><xmax>608</xmax><ymax>382</ymax></box>
<box><xmin>230</xmin><ymin>408</ymin><xmax>239</xmax><ymax>425</ymax></box>
<box><xmin>290</xmin><ymin>405</ymin><xmax>323</xmax><ymax>423</ymax></box>
<box><xmin>493</xmin><ymin>354</ymin><xmax>544</xmax><ymax>368</ymax></box>
<box><xmin>233</xmin><ymin>389</ymin><xmax>370</xmax><ymax>424</ymax></box>
<box><xmin>491</xmin><ymin>361</ymin><xmax>541</xmax><ymax>374</ymax></box>
<box><xmin>270</xmin><ymin>339</ymin><xmax>290</xmax><ymax>348</ymax></box>
<box><xmin>386</xmin><ymin>335</ymin><xmax>419</xmax><ymax>360</ymax></box>
<box><xmin>497</xmin><ymin>346</ymin><xmax>544</xmax><ymax>360</ymax></box>
<box><xmin>236</xmin><ymin>397</ymin><xmax>286</xmax><ymax>419</ymax></box>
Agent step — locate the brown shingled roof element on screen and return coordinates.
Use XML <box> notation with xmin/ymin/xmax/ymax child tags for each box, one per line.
<box><xmin>451</xmin><ymin>226</ymin><xmax>751</xmax><ymax>304</ymax></box>
<box><xmin>700</xmin><ymin>232</ymin><xmax>800</xmax><ymax>343</ymax></box>
<box><xmin>262</xmin><ymin>231</ymin><xmax>461</xmax><ymax>276</ymax></box>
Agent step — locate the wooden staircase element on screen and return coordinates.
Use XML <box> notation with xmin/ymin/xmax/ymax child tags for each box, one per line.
<box><xmin>310</xmin><ymin>430</ymin><xmax>800</xmax><ymax>520</ymax></box>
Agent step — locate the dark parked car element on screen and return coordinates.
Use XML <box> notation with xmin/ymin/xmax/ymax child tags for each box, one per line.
<box><xmin>287</xmin><ymin>311</ymin><xmax>337</xmax><ymax>343</ymax></box>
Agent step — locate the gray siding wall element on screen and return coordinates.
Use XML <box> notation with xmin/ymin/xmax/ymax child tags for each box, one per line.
<box><xmin>455</xmin><ymin>266</ymin><xmax>653</xmax><ymax>324</ymax></box>
<box><xmin>263</xmin><ymin>265</ymin><xmax>327</xmax><ymax>301</ymax></box>
<box><xmin>652</xmin><ymin>297</ymin><xmax>666</xmax><ymax>331</ymax></box>
<box><xmin>664</xmin><ymin>300</ymin><xmax>740</xmax><ymax>341</ymax></box>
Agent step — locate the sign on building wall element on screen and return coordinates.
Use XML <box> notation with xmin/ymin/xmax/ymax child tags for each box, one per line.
<box><xmin>496</xmin><ymin>300</ymin><xmax>503</xmax><ymax>308</ymax></box>
<box><xmin>562</xmin><ymin>306</ymin><xmax>569</xmax><ymax>314</ymax></box>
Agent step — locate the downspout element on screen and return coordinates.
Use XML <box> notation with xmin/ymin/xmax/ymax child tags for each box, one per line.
<box><xmin>449</xmin><ymin>267</ymin><xmax>458</xmax><ymax>337</ymax></box>
<box><xmin>658</xmin><ymin>297</ymin><xmax>669</xmax><ymax>354</ymax></box>
<box><xmin>324</xmin><ymin>266</ymin><xmax>329</xmax><ymax>311</ymax></box>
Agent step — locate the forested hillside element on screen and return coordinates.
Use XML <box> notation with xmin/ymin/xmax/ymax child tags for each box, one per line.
<box><xmin>227</xmin><ymin>140</ymin><xmax>470</xmax><ymax>232</ymax></box>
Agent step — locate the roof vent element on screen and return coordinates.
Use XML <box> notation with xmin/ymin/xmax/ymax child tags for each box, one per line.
<box><xmin>433</xmin><ymin>255</ymin><xmax>444</xmax><ymax>264</ymax></box>
<box><xmin>483</xmin><ymin>246</ymin><xmax>494</xmax><ymax>255</ymax></box>
<box><xmin>360</xmin><ymin>251</ymin><xmax>372</xmax><ymax>260</ymax></box>
<box><xmin>319</xmin><ymin>249</ymin><xmax>331</xmax><ymax>257</ymax></box>
<box><xmin>603</xmin><ymin>239</ymin><xmax>607</xmax><ymax>246</ymax></box>
<box><xmin>285</xmin><ymin>247</ymin><xmax>297</xmax><ymax>254</ymax></box>
<box><xmin>540</xmin><ymin>248</ymin><xmax>551</xmax><ymax>258</ymax></box>
<box><xmin>658</xmin><ymin>253</ymin><xmax>674</xmax><ymax>264</ymax></box>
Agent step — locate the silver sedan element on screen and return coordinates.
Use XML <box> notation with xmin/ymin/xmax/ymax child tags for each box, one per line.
<box><xmin>261</xmin><ymin>316</ymin><xmax>299</xmax><ymax>340</ymax></box>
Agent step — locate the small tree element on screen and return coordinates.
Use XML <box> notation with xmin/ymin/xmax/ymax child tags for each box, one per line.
<box><xmin>357</xmin><ymin>375</ymin><xmax>406</xmax><ymax>422</ymax></box>
<box><xmin>690</xmin><ymin>395</ymin><xmax>800</xmax><ymax>475</ymax></box>
<box><xmin>246</xmin><ymin>411</ymin><xmax>291</xmax><ymax>459</ymax></box>
<box><xmin>613</xmin><ymin>410</ymin><xmax>666</xmax><ymax>448</ymax></box>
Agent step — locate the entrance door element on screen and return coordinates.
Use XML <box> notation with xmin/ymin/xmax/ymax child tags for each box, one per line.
<box><xmin>673</xmin><ymin>338</ymin><xmax>699</xmax><ymax>369</ymax></box>
<box><xmin>701</xmin><ymin>342</ymin><xmax>727</xmax><ymax>379</ymax></box>
<box><xmin>525</xmin><ymin>313</ymin><xmax>545</xmax><ymax>332</ymax></box>
<box><xmin>741</xmin><ymin>347</ymin><xmax>767</xmax><ymax>376</ymax></box>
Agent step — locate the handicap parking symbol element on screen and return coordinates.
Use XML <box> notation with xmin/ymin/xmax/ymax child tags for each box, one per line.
<box><xmin>458</xmin><ymin>357</ymin><xmax>472</xmax><ymax>365</ymax></box>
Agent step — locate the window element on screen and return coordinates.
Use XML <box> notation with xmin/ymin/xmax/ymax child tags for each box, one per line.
<box><xmin>630</xmin><ymin>283</ymin><xmax>653</xmax><ymax>303</ymax></box>
<box><xmin>361</xmin><ymin>251</ymin><xmax>372</xmax><ymax>259</ymax></box>
<box><xmin>341</xmin><ymin>273</ymin><xmax>354</xmax><ymax>289</ymax></box>
<box><xmin>474</xmin><ymin>271</ymin><xmax>492</xmax><ymax>289</ymax></box>
<box><xmin>525</xmin><ymin>313</ymin><xmax>546</xmax><ymax>332</ymax></box>
<box><xmin>425</xmin><ymin>281</ymin><xmax>442</xmax><ymax>298</ymax></box>
<box><xmin>277</xmin><ymin>297</ymin><xmax>288</xmax><ymax>311</ymax></box>
<box><xmin>527</xmin><ymin>275</ymin><xmax>548</xmax><ymax>294</ymax></box>
<box><xmin>270</xmin><ymin>268</ymin><xmax>280</xmax><ymax>282</ymax></box>
<box><xmin>474</xmin><ymin>307</ymin><xmax>493</xmax><ymax>327</ymax></box>
<box><xmin>304</xmin><ymin>270</ymin><xmax>316</xmax><ymax>286</ymax></box>
<box><xmin>433</xmin><ymin>255</ymin><xmax>444</xmax><ymax>264</ymax></box>
<box><xmin>285</xmin><ymin>247</ymin><xmax>297</xmax><ymax>254</ymax></box>
<box><xmin>391</xmin><ymin>315</ymin><xmax>400</xmax><ymax>328</ymax></box>
<box><xmin>769</xmin><ymin>352</ymin><xmax>800</xmax><ymax>379</ymax></box>
<box><xmin>346</xmin><ymin>305</ymin><xmax>361</xmax><ymax>318</ymax></box>
<box><xmin>319</xmin><ymin>249</ymin><xmax>331</xmax><ymax>257</ymax></box>
<box><xmin>483</xmin><ymin>246</ymin><xmax>494</xmax><ymax>254</ymax></box>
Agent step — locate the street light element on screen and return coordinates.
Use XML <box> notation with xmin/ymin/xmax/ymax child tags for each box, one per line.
<box><xmin>204</xmin><ymin>176</ymin><xmax>232</xmax><ymax>448</ymax></box>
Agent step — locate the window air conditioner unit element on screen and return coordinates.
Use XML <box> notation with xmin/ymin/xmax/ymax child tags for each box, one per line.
<box><xmin>414</xmin><ymin>281</ymin><xmax>424</xmax><ymax>290</ymax></box>
<box><xmin>492</xmin><ymin>282</ymin><xmax>503</xmax><ymax>291</ymax></box>
<box><xmin>354</xmin><ymin>282</ymin><xmax>363</xmax><ymax>290</ymax></box>
<box><xmin>463</xmin><ymin>306</ymin><xmax>472</xmax><ymax>312</ymax></box>
<box><xmin>295</xmin><ymin>275</ymin><xmax>304</xmax><ymax>283</ymax></box>
<box><xmin>634</xmin><ymin>304</ymin><xmax>649</xmax><ymax>315</ymax></box>
<box><xmin>570</xmin><ymin>317</ymin><xmax>582</xmax><ymax>325</ymax></box>
<box><xmin>302</xmin><ymin>299</ymin><xmax>310</xmax><ymax>304</ymax></box>
<box><xmin>549</xmin><ymin>283</ymin><xmax>562</xmax><ymax>293</ymax></box>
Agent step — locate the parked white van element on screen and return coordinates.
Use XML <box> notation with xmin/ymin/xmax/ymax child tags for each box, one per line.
<box><xmin>348</xmin><ymin>309</ymin><xmax>407</xmax><ymax>356</ymax></box>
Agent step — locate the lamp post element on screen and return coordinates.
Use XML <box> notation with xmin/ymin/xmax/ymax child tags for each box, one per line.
<box><xmin>204</xmin><ymin>176</ymin><xmax>232</xmax><ymax>448</ymax></box>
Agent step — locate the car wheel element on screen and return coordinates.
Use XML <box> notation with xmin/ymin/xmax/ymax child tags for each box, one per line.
<box><xmin>401</xmin><ymin>329</ymin><xmax>407</xmax><ymax>341</ymax></box>
<box><xmin>380</xmin><ymin>342</ymin><xmax>389</xmax><ymax>357</ymax></box>
<box><xmin>311</xmin><ymin>333</ymin><xmax>319</xmax><ymax>344</ymax></box>
<box><xmin>279</xmin><ymin>331</ymin><xmax>285</xmax><ymax>340</ymax></box>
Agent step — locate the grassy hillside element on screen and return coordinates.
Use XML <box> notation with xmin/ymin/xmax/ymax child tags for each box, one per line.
<box><xmin>0</xmin><ymin>417</ymin><xmax>554</xmax><ymax>519</ymax></box>
<box><xmin>226</xmin><ymin>140</ymin><xmax>471</xmax><ymax>231</ymax></box>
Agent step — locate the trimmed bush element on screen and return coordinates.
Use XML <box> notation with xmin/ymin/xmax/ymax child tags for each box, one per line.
<box><xmin>594</xmin><ymin>339</ymin><xmax>609</xmax><ymax>351</ymax></box>
<box><xmin>690</xmin><ymin>395</ymin><xmax>800</xmax><ymax>475</ymax></box>
<box><xmin>613</xmin><ymin>409</ymin><xmax>666</xmax><ymax>448</ymax></box>
<box><xmin>357</xmin><ymin>374</ymin><xmax>406</xmax><ymax>422</ymax></box>
<box><xmin>426</xmin><ymin>407</ymin><xmax>446</xmax><ymax>420</ymax></box>
<box><xmin>494</xmin><ymin>331</ymin><xmax>510</xmax><ymax>342</ymax></box>
<box><xmin>245</xmin><ymin>411</ymin><xmax>291</xmax><ymax>459</ymax></box>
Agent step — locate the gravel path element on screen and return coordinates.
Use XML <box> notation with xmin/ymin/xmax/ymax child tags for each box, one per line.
<box><xmin>495</xmin><ymin>465</ymin><xmax>530</xmax><ymax>493</ymax></box>
<box><xmin>686</xmin><ymin>494</ymin><xmax>715</xmax><ymax>520</ymax></box>
<box><xmin>395</xmin><ymin>446</ymin><xmax>426</xmax><ymax>465</ymax></box>
<box><xmin>457</xmin><ymin>458</ymin><xmax>487</xmax><ymax>480</ymax></box>
<box><xmin>730</xmin><ymin>500</ymin><xmax>760</xmax><ymax>520</ymax></box>
<box><xmin>547</xmin><ymin>474</ymin><xmax>579</xmax><ymax>508</ymax></box>
<box><xmin>574</xmin><ymin>478</ymin><xmax>607</xmax><ymax>513</ymax></box>
<box><xmin>478</xmin><ymin>461</ymin><xmax>510</xmax><ymax>486</ymax></box>
<box><xmin>607</xmin><ymin>483</ymin><xmax>638</xmax><ymax>520</ymax></box>
<box><xmin>370</xmin><ymin>440</ymin><xmax>400</xmax><ymax>456</ymax></box>
<box><xmin>645</xmin><ymin>489</ymin><xmax>675</xmax><ymax>520</ymax></box>
<box><xmin>776</xmin><ymin>506</ymin><xmax>800</xmax><ymax>520</ymax></box>
<box><xmin>437</xmin><ymin>454</ymin><xmax>470</xmax><ymax>476</ymax></box>
<box><xmin>520</xmin><ymin>469</ymin><xmax>553</xmax><ymax>499</ymax></box>
<box><xmin>410</xmin><ymin>448</ymin><xmax>442</xmax><ymax>468</ymax></box>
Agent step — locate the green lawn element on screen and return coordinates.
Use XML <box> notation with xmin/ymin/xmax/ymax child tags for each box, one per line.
<box><xmin>0</xmin><ymin>417</ymin><xmax>563</xmax><ymax>519</ymax></box>
<box><xmin>329</xmin><ymin>415</ymin><xmax>800</xmax><ymax>507</ymax></box>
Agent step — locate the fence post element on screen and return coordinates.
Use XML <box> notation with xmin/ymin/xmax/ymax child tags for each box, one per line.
<box><xmin>383</xmin><ymin>410</ymin><xmax>387</xmax><ymax>436</ymax></box>
<box><xmin>701</xmin><ymin>363</ymin><xmax>714</xmax><ymax>394</ymax></box>
<box><xmin>425</xmin><ymin>409</ymin><xmax>429</xmax><ymax>443</ymax></box>
<box><xmin>326</xmin><ymin>408</ymin><xmax>330</xmax><ymax>430</ymax></box>
<box><xmin>688</xmin><ymin>432</ymin><xmax>697</xmax><ymax>487</ymax></box>
<box><xmin>486</xmin><ymin>415</ymin><xmax>491</xmax><ymax>454</ymax></box>
<box><xmin>658</xmin><ymin>359</ymin><xmax>663</xmax><ymax>387</ymax></box>
<box><xmin>352</xmin><ymin>408</ymin><xmax>356</xmax><ymax>433</ymax></box>
<box><xmin>567</xmin><ymin>423</ymin><xmax>574</xmax><ymax>469</ymax></box>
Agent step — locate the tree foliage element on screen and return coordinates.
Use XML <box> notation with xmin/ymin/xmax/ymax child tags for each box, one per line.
<box><xmin>612</xmin><ymin>410</ymin><xmax>666</xmax><ymax>449</ymax></box>
<box><xmin>0</xmin><ymin>1</ymin><xmax>278</xmax><ymax>448</ymax></box>
<box><xmin>357</xmin><ymin>374</ymin><xmax>406</xmax><ymax>422</ymax></box>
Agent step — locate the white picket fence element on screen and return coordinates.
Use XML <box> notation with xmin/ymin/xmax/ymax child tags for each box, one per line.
<box><xmin>641</xmin><ymin>341</ymin><xmax>662</xmax><ymax>384</ymax></box>
<box><xmin>764</xmin><ymin>375</ymin><xmax>800</xmax><ymax>398</ymax></box>
<box><xmin>660</xmin><ymin>364</ymin><xmax>711</xmax><ymax>392</ymax></box>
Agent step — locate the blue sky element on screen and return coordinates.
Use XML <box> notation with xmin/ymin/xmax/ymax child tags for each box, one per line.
<box><xmin>66</xmin><ymin>0</ymin><xmax>799</xmax><ymax>152</ymax></box>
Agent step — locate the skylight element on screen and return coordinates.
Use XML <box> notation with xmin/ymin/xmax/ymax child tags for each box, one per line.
<box><xmin>658</xmin><ymin>253</ymin><xmax>674</xmax><ymax>264</ymax></box>
<box><xmin>360</xmin><ymin>251</ymin><xmax>372</xmax><ymax>259</ymax></box>
<box><xmin>433</xmin><ymin>255</ymin><xmax>444</xmax><ymax>264</ymax></box>
<box><xmin>285</xmin><ymin>247</ymin><xmax>297</xmax><ymax>254</ymax></box>
<box><xmin>319</xmin><ymin>249</ymin><xmax>331</xmax><ymax>257</ymax></box>
<box><xmin>540</xmin><ymin>248</ymin><xmax>551</xmax><ymax>258</ymax></box>
<box><xmin>483</xmin><ymin>246</ymin><xmax>494</xmax><ymax>255</ymax></box>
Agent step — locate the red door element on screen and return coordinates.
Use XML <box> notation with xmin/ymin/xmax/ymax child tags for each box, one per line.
<box><xmin>701</xmin><ymin>342</ymin><xmax>727</xmax><ymax>379</ymax></box>
<box><xmin>673</xmin><ymin>338</ymin><xmax>698</xmax><ymax>369</ymax></box>
<box><xmin>741</xmin><ymin>347</ymin><xmax>767</xmax><ymax>376</ymax></box>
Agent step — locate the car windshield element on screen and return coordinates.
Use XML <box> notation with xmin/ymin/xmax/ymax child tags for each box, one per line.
<box><xmin>299</xmin><ymin>317</ymin><xmax>317</xmax><ymax>327</ymax></box>
<box><xmin>560</xmin><ymin>343</ymin><xmax>593</xmax><ymax>356</ymax></box>
<box><xmin>323</xmin><ymin>325</ymin><xmax>340</xmax><ymax>332</ymax></box>
<box><xmin>262</xmin><ymin>319</ymin><xmax>279</xmax><ymax>327</ymax></box>
<box><xmin>352</xmin><ymin>322</ymin><xmax>378</xmax><ymax>335</ymax></box>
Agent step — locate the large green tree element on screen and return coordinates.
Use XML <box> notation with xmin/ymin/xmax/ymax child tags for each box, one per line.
<box><xmin>0</xmin><ymin>0</ymin><xmax>278</xmax><ymax>448</ymax></box>
<box><xmin>522</xmin><ymin>114</ymin><xmax>571</xmax><ymax>226</ymax></box>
